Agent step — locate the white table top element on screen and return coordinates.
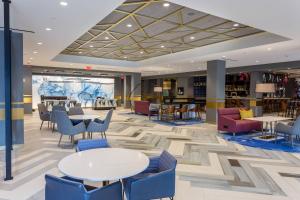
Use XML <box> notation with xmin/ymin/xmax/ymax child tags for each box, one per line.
<box><xmin>69</xmin><ymin>114</ymin><xmax>100</xmax><ymax>120</ymax></box>
<box><xmin>58</xmin><ymin>148</ymin><xmax>149</xmax><ymax>182</ymax></box>
<box><xmin>245</xmin><ymin>116</ymin><xmax>292</xmax><ymax>122</ymax></box>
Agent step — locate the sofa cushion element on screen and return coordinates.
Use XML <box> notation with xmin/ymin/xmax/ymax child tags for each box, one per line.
<box><xmin>239</xmin><ymin>109</ymin><xmax>254</xmax><ymax>120</ymax></box>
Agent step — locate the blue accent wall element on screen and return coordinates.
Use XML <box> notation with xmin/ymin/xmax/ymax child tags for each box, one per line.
<box><xmin>32</xmin><ymin>75</ymin><xmax>114</xmax><ymax>108</ymax></box>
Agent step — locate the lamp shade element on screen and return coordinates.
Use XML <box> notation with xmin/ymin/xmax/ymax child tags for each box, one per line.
<box><xmin>154</xmin><ymin>86</ymin><xmax>163</xmax><ymax>92</ymax></box>
<box><xmin>163</xmin><ymin>80</ymin><xmax>171</xmax><ymax>90</ymax></box>
<box><xmin>256</xmin><ymin>83</ymin><xmax>275</xmax><ymax>93</ymax></box>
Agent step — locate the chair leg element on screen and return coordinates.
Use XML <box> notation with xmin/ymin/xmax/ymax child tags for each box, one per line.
<box><xmin>52</xmin><ymin>123</ymin><xmax>55</xmax><ymax>133</ymax></box>
<box><xmin>40</xmin><ymin>121</ymin><xmax>44</xmax><ymax>130</ymax></box>
<box><xmin>104</xmin><ymin>131</ymin><xmax>107</xmax><ymax>139</ymax></box>
<box><xmin>71</xmin><ymin>136</ymin><xmax>75</xmax><ymax>148</ymax></box>
<box><xmin>58</xmin><ymin>134</ymin><xmax>63</xmax><ymax>147</ymax></box>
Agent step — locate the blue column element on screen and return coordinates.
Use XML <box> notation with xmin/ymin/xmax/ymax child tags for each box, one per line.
<box><xmin>0</xmin><ymin>30</ymin><xmax>24</xmax><ymax>145</ymax></box>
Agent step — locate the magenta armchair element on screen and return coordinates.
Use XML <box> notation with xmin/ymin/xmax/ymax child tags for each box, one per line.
<box><xmin>217</xmin><ymin>108</ymin><xmax>262</xmax><ymax>136</ymax></box>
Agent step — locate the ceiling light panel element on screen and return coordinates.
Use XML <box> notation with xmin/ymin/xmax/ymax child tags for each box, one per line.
<box><xmin>61</xmin><ymin>0</ymin><xmax>264</xmax><ymax>61</ymax></box>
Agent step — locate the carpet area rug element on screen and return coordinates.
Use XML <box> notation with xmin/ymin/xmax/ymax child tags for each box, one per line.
<box><xmin>222</xmin><ymin>132</ymin><xmax>300</xmax><ymax>152</ymax></box>
<box><xmin>152</xmin><ymin>119</ymin><xmax>204</xmax><ymax>126</ymax></box>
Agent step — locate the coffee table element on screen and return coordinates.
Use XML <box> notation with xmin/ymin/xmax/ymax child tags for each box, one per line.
<box><xmin>245</xmin><ymin>116</ymin><xmax>292</xmax><ymax>138</ymax></box>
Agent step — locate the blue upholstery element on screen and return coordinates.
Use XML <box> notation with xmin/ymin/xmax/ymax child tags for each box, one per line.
<box><xmin>55</xmin><ymin>111</ymin><xmax>86</xmax><ymax>146</ymax></box>
<box><xmin>50</xmin><ymin>105</ymin><xmax>66</xmax><ymax>132</ymax></box>
<box><xmin>69</xmin><ymin>107</ymin><xmax>84</xmax><ymax>115</ymax></box>
<box><xmin>87</xmin><ymin>109</ymin><xmax>113</xmax><ymax>138</ymax></box>
<box><xmin>275</xmin><ymin>116</ymin><xmax>300</xmax><ymax>145</ymax></box>
<box><xmin>56</xmin><ymin>111</ymin><xmax>86</xmax><ymax>136</ymax></box>
<box><xmin>50</xmin><ymin>105</ymin><xmax>66</xmax><ymax>123</ymax></box>
<box><xmin>38</xmin><ymin>103</ymin><xmax>51</xmax><ymax>130</ymax></box>
<box><xmin>77</xmin><ymin>139</ymin><xmax>110</xmax><ymax>152</ymax></box>
<box><xmin>123</xmin><ymin>150</ymin><xmax>177</xmax><ymax>200</ymax></box>
<box><xmin>45</xmin><ymin>175</ymin><xmax>122</xmax><ymax>200</ymax></box>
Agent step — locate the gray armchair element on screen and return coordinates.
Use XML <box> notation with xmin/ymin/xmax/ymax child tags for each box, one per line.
<box><xmin>38</xmin><ymin>103</ymin><xmax>51</xmax><ymax>130</ymax></box>
<box><xmin>55</xmin><ymin>111</ymin><xmax>86</xmax><ymax>147</ymax></box>
<box><xmin>275</xmin><ymin>116</ymin><xmax>300</xmax><ymax>146</ymax></box>
<box><xmin>149</xmin><ymin>103</ymin><xmax>160</xmax><ymax>120</ymax></box>
<box><xmin>86</xmin><ymin>109</ymin><xmax>113</xmax><ymax>139</ymax></box>
<box><xmin>69</xmin><ymin>107</ymin><xmax>84</xmax><ymax>115</ymax></box>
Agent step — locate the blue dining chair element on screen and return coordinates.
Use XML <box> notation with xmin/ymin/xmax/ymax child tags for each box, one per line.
<box><xmin>123</xmin><ymin>150</ymin><xmax>177</xmax><ymax>200</ymax></box>
<box><xmin>76</xmin><ymin>139</ymin><xmax>110</xmax><ymax>152</ymax></box>
<box><xmin>45</xmin><ymin>175</ymin><xmax>122</xmax><ymax>200</ymax></box>
<box><xmin>87</xmin><ymin>109</ymin><xmax>113</xmax><ymax>139</ymax></box>
<box><xmin>50</xmin><ymin>105</ymin><xmax>66</xmax><ymax>132</ymax></box>
<box><xmin>56</xmin><ymin>111</ymin><xmax>86</xmax><ymax>147</ymax></box>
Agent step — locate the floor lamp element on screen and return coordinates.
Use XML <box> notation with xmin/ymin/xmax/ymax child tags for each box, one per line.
<box><xmin>154</xmin><ymin>86</ymin><xmax>163</xmax><ymax>104</ymax></box>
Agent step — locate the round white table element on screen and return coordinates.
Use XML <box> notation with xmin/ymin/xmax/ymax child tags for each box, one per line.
<box><xmin>58</xmin><ymin>148</ymin><xmax>149</xmax><ymax>182</ymax></box>
<box><xmin>69</xmin><ymin>114</ymin><xmax>100</xmax><ymax>120</ymax></box>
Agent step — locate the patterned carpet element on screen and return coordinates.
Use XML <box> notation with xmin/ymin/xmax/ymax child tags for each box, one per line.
<box><xmin>1</xmin><ymin>108</ymin><xmax>300</xmax><ymax>200</ymax></box>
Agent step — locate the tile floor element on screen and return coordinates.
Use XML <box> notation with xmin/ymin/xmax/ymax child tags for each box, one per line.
<box><xmin>0</xmin><ymin>108</ymin><xmax>300</xmax><ymax>200</ymax></box>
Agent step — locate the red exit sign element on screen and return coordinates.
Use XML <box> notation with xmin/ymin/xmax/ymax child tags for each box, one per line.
<box><xmin>84</xmin><ymin>66</ymin><xmax>92</xmax><ymax>70</ymax></box>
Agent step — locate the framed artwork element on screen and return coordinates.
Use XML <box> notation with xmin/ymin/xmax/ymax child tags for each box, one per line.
<box><xmin>177</xmin><ymin>87</ymin><xmax>184</xmax><ymax>95</ymax></box>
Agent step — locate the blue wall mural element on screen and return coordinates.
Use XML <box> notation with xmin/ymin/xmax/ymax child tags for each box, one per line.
<box><xmin>32</xmin><ymin>75</ymin><xmax>114</xmax><ymax>108</ymax></box>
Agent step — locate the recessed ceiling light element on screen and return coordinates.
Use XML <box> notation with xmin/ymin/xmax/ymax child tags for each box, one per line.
<box><xmin>104</xmin><ymin>36</ymin><xmax>109</xmax><ymax>40</ymax></box>
<box><xmin>69</xmin><ymin>64</ymin><xmax>73</xmax><ymax>66</ymax></box>
<box><xmin>126</xmin><ymin>23</ymin><xmax>132</xmax><ymax>28</ymax></box>
<box><xmin>45</xmin><ymin>27</ymin><xmax>52</xmax><ymax>31</ymax></box>
<box><xmin>190</xmin><ymin>36</ymin><xmax>195</xmax><ymax>40</ymax></box>
<box><xmin>37</xmin><ymin>42</ymin><xmax>43</xmax><ymax>45</ymax></box>
<box><xmin>29</xmin><ymin>57</ymin><xmax>33</xmax><ymax>60</ymax></box>
<box><xmin>160</xmin><ymin>45</ymin><xmax>165</xmax><ymax>48</ymax></box>
<box><xmin>140</xmin><ymin>51</ymin><xmax>144</xmax><ymax>54</ymax></box>
<box><xmin>60</xmin><ymin>1</ymin><xmax>68</xmax><ymax>6</ymax></box>
<box><xmin>124</xmin><ymin>56</ymin><xmax>127</xmax><ymax>59</ymax></box>
<box><xmin>233</xmin><ymin>23</ymin><xmax>239</xmax><ymax>27</ymax></box>
<box><xmin>255</xmin><ymin>60</ymin><xmax>260</xmax><ymax>63</ymax></box>
<box><xmin>89</xmin><ymin>45</ymin><xmax>94</xmax><ymax>48</ymax></box>
<box><xmin>267</xmin><ymin>47</ymin><xmax>272</xmax><ymax>51</ymax></box>
<box><xmin>163</xmin><ymin>2</ymin><xmax>170</xmax><ymax>7</ymax></box>
<box><xmin>78</xmin><ymin>51</ymin><xmax>82</xmax><ymax>54</ymax></box>
<box><xmin>33</xmin><ymin>51</ymin><xmax>38</xmax><ymax>54</ymax></box>
<box><xmin>222</xmin><ymin>55</ymin><xmax>226</xmax><ymax>58</ymax></box>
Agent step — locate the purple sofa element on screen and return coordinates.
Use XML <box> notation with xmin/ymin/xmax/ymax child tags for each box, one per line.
<box><xmin>217</xmin><ymin>108</ymin><xmax>262</xmax><ymax>136</ymax></box>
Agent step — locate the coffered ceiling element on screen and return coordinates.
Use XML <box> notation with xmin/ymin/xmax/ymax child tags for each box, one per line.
<box><xmin>60</xmin><ymin>0</ymin><xmax>263</xmax><ymax>61</ymax></box>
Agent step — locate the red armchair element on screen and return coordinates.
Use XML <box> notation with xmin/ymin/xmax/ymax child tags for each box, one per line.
<box><xmin>217</xmin><ymin>108</ymin><xmax>262</xmax><ymax>136</ymax></box>
<box><xmin>134</xmin><ymin>101</ymin><xmax>150</xmax><ymax>115</ymax></box>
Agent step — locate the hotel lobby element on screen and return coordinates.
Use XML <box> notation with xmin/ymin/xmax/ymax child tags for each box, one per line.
<box><xmin>1</xmin><ymin>0</ymin><xmax>300</xmax><ymax>200</ymax></box>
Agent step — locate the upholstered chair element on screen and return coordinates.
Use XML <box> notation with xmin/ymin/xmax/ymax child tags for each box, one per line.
<box><xmin>148</xmin><ymin>103</ymin><xmax>160</xmax><ymax>120</ymax></box>
<box><xmin>50</xmin><ymin>105</ymin><xmax>66</xmax><ymax>132</ymax></box>
<box><xmin>76</xmin><ymin>139</ymin><xmax>110</xmax><ymax>152</ymax></box>
<box><xmin>55</xmin><ymin>111</ymin><xmax>86</xmax><ymax>147</ymax></box>
<box><xmin>45</xmin><ymin>175</ymin><xmax>122</xmax><ymax>200</ymax></box>
<box><xmin>37</xmin><ymin>103</ymin><xmax>51</xmax><ymax>130</ymax></box>
<box><xmin>123</xmin><ymin>150</ymin><xmax>177</xmax><ymax>200</ymax></box>
<box><xmin>275</xmin><ymin>116</ymin><xmax>300</xmax><ymax>146</ymax></box>
<box><xmin>86</xmin><ymin>109</ymin><xmax>113</xmax><ymax>139</ymax></box>
<box><xmin>68</xmin><ymin>107</ymin><xmax>84</xmax><ymax>115</ymax></box>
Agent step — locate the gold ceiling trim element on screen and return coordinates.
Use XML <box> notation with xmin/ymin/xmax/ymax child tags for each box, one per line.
<box><xmin>61</xmin><ymin>0</ymin><xmax>264</xmax><ymax>61</ymax></box>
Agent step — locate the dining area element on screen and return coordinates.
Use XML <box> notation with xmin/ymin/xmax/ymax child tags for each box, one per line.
<box><xmin>37</xmin><ymin>102</ymin><xmax>178</xmax><ymax>200</ymax></box>
<box><xmin>135</xmin><ymin>100</ymin><xmax>205</xmax><ymax>122</ymax></box>
<box><xmin>37</xmin><ymin>103</ymin><xmax>113</xmax><ymax>147</ymax></box>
